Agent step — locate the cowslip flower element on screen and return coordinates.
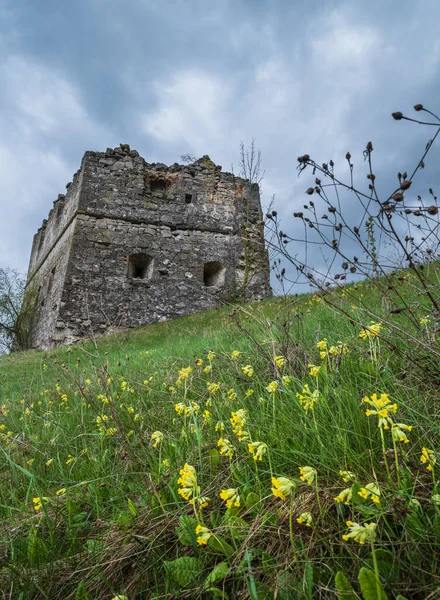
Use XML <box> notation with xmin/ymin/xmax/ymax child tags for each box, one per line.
<box><xmin>178</xmin><ymin>366</ymin><xmax>192</xmax><ymax>380</ymax></box>
<box><xmin>342</xmin><ymin>521</ymin><xmax>377</xmax><ymax>545</ymax></box>
<box><xmin>227</xmin><ymin>388</ymin><xmax>237</xmax><ymax>401</ymax></box>
<box><xmin>266</xmin><ymin>381</ymin><xmax>278</xmax><ymax>393</ymax></box>
<box><xmin>297</xmin><ymin>512</ymin><xmax>313</xmax><ymax>527</ymax></box>
<box><xmin>207</xmin><ymin>351</ymin><xmax>216</xmax><ymax>361</ymax></box>
<box><xmin>359</xmin><ymin>322</ymin><xmax>382</xmax><ymax>339</ymax></box>
<box><xmin>271</xmin><ymin>476</ymin><xmax>296</xmax><ymax>500</ymax></box>
<box><xmin>215</xmin><ymin>421</ymin><xmax>225</xmax><ymax>432</ymax></box>
<box><xmin>339</xmin><ymin>470</ymin><xmax>356</xmax><ymax>483</ymax></box>
<box><xmin>230</xmin><ymin>409</ymin><xmax>247</xmax><ymax>438</ymax></box>
<box><xmin>177</xmin><ymin>463</ymin><xmax>200</xmax><ymax>503</ymax></box>
<box><xmin>195</xmin><ymin>358</ymin><xmax>203</xmax><ymax>367</ymax></box>
<box><xmin>217</xmin><ymin>438</ymin><xmax>235</xmax><ymax>460</ymax></box>
<box><xmin>308</xmin><ymin>364</ymin><xmax>321</xmax><ymax>377</ymax></box>
<box><xmin>316</xmin><ymin>338</ymin><xmax>327</xmax><ymax>359</ymax></box>
<box><xmin>195</xmin><ymin>524</ymin><xmax>212</xmax><ymax>545</ymax></box>
<box><xmin>247</xmin><ymin>441</ymin><xmax>268</xmax><ymax>461</ymax></box>
<box><xmin>328</xmin><ymin>343</ymin><xmax>349</xmax><ymax>357</ymax></box>
<box><xmin>296</xmin><ymin>384</ymin><xmax>319</xmax><ymax>412</ymax></box>
<box><xmin>220</xmin><ymin>488</ymin><xmax>241</xmax><ymax>508</ymax></box>
<box><xmin>299</xmin><ymin>466</ymin><xmax>317</xmax><ymax>485</ymax></box>
<box><xmin>32</xmin><ymin>497</ymin><xmax>49</xmax><ymax>511</ymax></box>
<box><xmin>203</xmin><ymin>365</ymin><xmax>212</xmax><ymax>374</ymax></box>
<box><xmin>207</xmin><ymin>381</ymin><xmax>221</xmax><ymax>394</ymax></box>
<box><xmin>241</xmin><ymin>365</ymin><xmax>254</xmax><ymax>377</ymax></box>
<box><xmin>231</xmin><ymin>351</ymin><xmax>241</xmax><ymax>359</ymax></box>
<box><xmin>334</xmin><ymin>487</ymin><xmax>353</xmax><ymax>505</ymax></box>
<box><xmin>56</xmin><ymin>488</ymin><xmax>66</xmax><ymax>496</ymax></box>
<box><xmin>358</xmin><ymin>482</ymin><xmax>380</xmax><ymax>504</ymax></box>
<box><xmin>245</xmin><ymin>388</ymin><xmax>255</xmax><ymax>397</ymax></box>
<box><xmin>282</xmin><ymin>376</ymin><xmax>291</xmax><ymax>386</ymax></box>
<box><xmin>362</xmin><ymin>393</ymin><xmax>397</xmax><ymax>429</ymax></box>
<box><xmin>274</xmin><ymin>355</ymin><xmax>286</xmax><ymax>368</ymax></box>
<box><xmin>151</xmin><ymin>431</ymin><xmax>163</xmax><ymax>448</ymax></box>
<box><xmin>391</xmin><ymin>423</ymin><xmax>412</xmax><ymax>444</ymax></box>
<box><xmin>420</xmin><ymin>447</ymin><xmax>436</xmax><ymax>471</ymax></box>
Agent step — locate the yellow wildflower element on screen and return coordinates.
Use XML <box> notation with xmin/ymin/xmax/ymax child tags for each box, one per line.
<box><xmin>56</xmin><ymin>488</ymin><xmax>66</xmax><ymax>496</ymax></box>
<box><xmin>266</xmin><ymin>381</ymin><xmax>278</xmax><ymax>393</ymax></box>
<box><xmin>245</xmin><ymin>388</ymin><xmax>255</xmax><ymax>397</ymax></box>
<box><xmin>274</xmin><ymin>355</ymin><xmax>286</xmax><ymax>368</ymax></box>
<box><xmin>241</xmin><ymin>365</ymin><xmax>254</xmax><ymax>377</ymax></box>
<box><xmin>162</xmin><ymin>459</ymin><xmax>170</xmax><ymax>467</ymax></box>
<box><xmin>391</xmin><ymin>423</ymin><xmax>412</xmax><ymax>444</ymax></box>
<box><xmin>227</xmin><ymin>388</ymin><xmax>237</xmax><ymax>401</ymax></box>
<box><xmin>177</xmin><ymin>463</ymin><xmax>200</xmax><ymax>503</ymax></box>
<box><xmin>271</xmin><ymin>476</ymin><xmax>296</xmax><ymax>500</ymax></box>
<box><xmin>308</xmin><ymin>364</ymin><xmax>321</xmax><ymax>377</ymax></box>
<box><xmin>151</xmin><ymin>431</ymin><xmax>163</xmax><ymax>448</ymax></box>
<box><xmin>220</xmin><ymin>488</ymin><xmax>240</xmax><ymax>508</ymax></box>
<box><xmin>247</xmin><ymin>441</ymin><xmax>268</xmax><ymax>461</ymax></box>
<box><xmin>362</xmin><ymin>393</ymin><xmax>397</xmax><ymax>429</ymax></box>
<box><xmin>358</xmin><ymin>482</ymin><xmax>380</xmax><ymax>504</ymax></box>
<box><xmin>215</xmin><ymin>421</ymin><xmax>225</xmax><ymax>432</ymax></box>
<box><xmin>334</xmin><ymin>487</ymin><xmax>353</xmax><ymax>505</ymax></box>
<box><xmin>359</xmin><ymin>322</ymin><xmax>382</xmax><ymax>339</ymax></box>
<box><xmin>206</xmin><ymin>381</ymin><xmax>220</xmax><ymax>394</ymax></box>
<box><xmin>297</xmin><ymin>512</ymin><xmax>313</xmax><ymax>527</ymax></box>
<box><xmin>207</xmin><ymin>351</ymin><xmax>216</xmax><ymax>361</ymax></box>
<box><xmin>46</xmin><ymin>459</ymin><xmax>54</xmax><ymax>466</ymax></box>
<box><xmin>282</xmin><ymin>376</ymin><xmax>291</xmax><ymax>386</ymax></box>
<box><xmin>196</xmin><ymin>358</ymin><xmax>203</xmax><ymax>367</ymax></box>
<box><xmin>203</xmin><ymin>365</ymin><xmax>212</xmax><ymax>373</ymax></box>
<box><xmin>299</xmin><ymin>466</ymin><xmax>317</xmax><ymax>485</ymax></box>
<box><xmin>420</xmin><ymin>447</ymin><xmax>436</xmax><ymax>471</ymax></box>
<box><xmin>296</xmin><ymin>384</ymin><xmax>319</xmax><ymax>411</ymax></box>
<box><xmin>342</xmin><ymin>521</ymin><xmax>377</xmax><ymax>545</ymax></box>
<box><xmin>217</xmin><ymin>438</ymin><xmax>235</xmax><ymax>460</ymax></box>
<box><xmin>195</xmin><ymin>524</ymin><xmax>212</xmax><ymax>545</ymax></box>
<box><xmin>339</xmin><ymin>470</ymin><xmax>356</xmax><ymax>483</ymax></box>
<box><xmin>178</xmin><ymin>366</ymin><xmax>192</xmax><ymax>380</ymax></box>
<box><xmin>231</xmin><ymin>351</ymin><xmax>241</xmax><ymax>359</ymax></box>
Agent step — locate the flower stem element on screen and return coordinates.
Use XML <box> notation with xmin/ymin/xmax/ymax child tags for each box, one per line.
<box><xmin>289</xmin><ymin>496</ymin><xmax>298</xmax><ymax>561</ymax></box>
<box><xmin>370</xmin><ymin>540</ymin><xmax>382</xmax><ymax>600</ymax></box>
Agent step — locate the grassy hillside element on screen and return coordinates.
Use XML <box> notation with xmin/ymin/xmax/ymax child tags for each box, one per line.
<box><xmin>0</xmin><ymin>277</ymin><xmax>439</xmax><ymax>599</ymax></box>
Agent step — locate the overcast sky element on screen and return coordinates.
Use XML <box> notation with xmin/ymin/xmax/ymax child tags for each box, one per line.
<box><xmin>1</xmin><ymin>0</ymin><xmax>440</xmax><ymax>287</ymax></box>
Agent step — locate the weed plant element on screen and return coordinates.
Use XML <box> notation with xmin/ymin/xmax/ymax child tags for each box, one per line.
<box><xmin>0</xmin><ymin>285</ymin><xmax>439</xmax><ymax>599</ymax></box>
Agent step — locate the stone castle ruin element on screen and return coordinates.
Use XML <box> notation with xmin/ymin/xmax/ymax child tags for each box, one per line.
<box><xmin>25</xmin><ymin>145</ymin><xmax>271</xmax><ymax>349</ymax></box>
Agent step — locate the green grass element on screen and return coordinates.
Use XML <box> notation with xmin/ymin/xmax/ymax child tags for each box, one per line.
<box><xmin>0</xmin><ymin>280</ymin><xmax>440</xmax><ymax>599</ymax></box>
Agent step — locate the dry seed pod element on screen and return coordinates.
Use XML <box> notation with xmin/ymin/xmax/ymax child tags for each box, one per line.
<box><xmin>392</xmin><ymin>112</ymin><xmax>403</xmax><ymax>120</ymax></box>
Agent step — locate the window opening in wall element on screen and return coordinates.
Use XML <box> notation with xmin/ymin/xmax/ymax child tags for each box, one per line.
<box><xmin>127</xmin><ymin>254</ymin><xmax>154</xmax><ymax>280</ymax></box>
<box><xmin>203</xmin><ymin>261</ymin><xmax>225</xmax><ymax>287</ymax></box>
<box><xmin>185</xmin><ymin>193</ymin><xmax>193</xmax><ymax>204</ymax></box>
<box><xmin>149</xmin><ymin>178</ymin><xmax>167</xmax><ymax>193</ymax></box>
<box><xmin>47</xmin><ymin>267</ymin><xmax>56</xmax><ymax>295</ymax></box>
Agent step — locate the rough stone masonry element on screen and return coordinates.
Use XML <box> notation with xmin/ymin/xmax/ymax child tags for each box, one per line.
<box><xmin>24</xmin><ymin>144</ymin><xmax>271</xmax><ymax>349</ymax></box>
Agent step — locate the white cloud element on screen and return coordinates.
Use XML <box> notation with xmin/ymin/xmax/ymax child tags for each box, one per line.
<box><xmin>142</xmin><ymin>69</ymin><xmax>233</xmax><ymax>152</ymax></box>
<box><xmin>0</xmin><ymin>55</ymin><xmax>111</xmax><ymax>273</ymax></box>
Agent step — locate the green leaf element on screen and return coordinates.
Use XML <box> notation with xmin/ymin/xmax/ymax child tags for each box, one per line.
<box><xmin>208</xmin><ymin>535</ymin><xmax>235</xmax><ymax>557</ymax></box>
<box><xmin>127</xmin><ymin>498</ymin><xmax>137</xmax><ymax>516</ymax></box>
<box><xmin>210</xmin><ymin>448</ymin><xmax>221</xmax><ymax>469</ymax></box>
<box><xmin>225</xmin><ymin>516</ymin><xmax>249</xmax><ymax>541</ymax></box>
<box><xmin>334</xmin><ymin>571</ymin><xmax>357</xmax><ymax>599</ymax></box>
<box><xmin>27</xmin><ymin>528</ymin><xmax>48</xmax><ymax>568</ymax></box>
<box><xmin>358</xmin><ymin>567</ymin><xmax>388</xmax><ymax>600</ymax></box>
<box><xmin>176</xmin><ymin>514</ymin><xmax>198</xmax><ymax>546</ymax></box>
<box><xmin>395</xmin><ymin>596</ymin><xmax>408</xmax><ymax>600</ymax></box>
<box><xmin>245</xmin><ymin>492</ymin><xmax>260</xmax><ymax>509</ymax></box>
<box><xmin>303</xmin><ymin>560</ymin><xmax>313</xmax><ymax>600</ymax></box>
<box><xmin>405</xmin><ymin>512</ymin><xmax>425</xmax><ymax>539</ymax></box>
<box><xmin>75</xmin><ymin>581</ymin><xmax>93</xmax><ymax>600</ymax></box>
<box><xmin>204</xmin><ymin>561</ymin><xmax>229</xmax><ymax>587</ymax></box>
<box><xmin>261</xmin><ymin>551</ymin><xmax>275</xmax><ymax>576</ymax></box>
<box><xmin>433</xmin><ymin>513</ymin><xmax>440</xmax><ymax>542</ymax></box>
<box><xmin>163</xmin><ymin>556</ymin><xmax>203</xmax><ymax>588</ymax></box>
<box><xmin>367</xmin><ymin>549</ymin><xmax>399</xmax><ymax>583</ymax></box>
<box><xmin>206</xmin><ymin>587</ymin><xmax>229</xmax><ymax>599</ymax></box>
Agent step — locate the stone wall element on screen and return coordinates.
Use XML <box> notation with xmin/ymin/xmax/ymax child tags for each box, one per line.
<box><xmin>25</xmin><ymin>145</ymin><xmax>271</xmax><ymax>349</ymax></box>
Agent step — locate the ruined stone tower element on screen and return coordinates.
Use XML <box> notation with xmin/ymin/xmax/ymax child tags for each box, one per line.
<box><xmin>25</xmin><ymin>145</ymin><xmax>271</xmax><ymax>349</ymax></box>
